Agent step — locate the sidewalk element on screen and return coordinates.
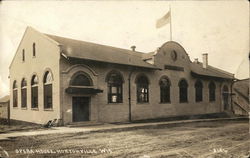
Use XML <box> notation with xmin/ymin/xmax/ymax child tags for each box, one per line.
<box><xmin>0</xmin><ymin>117</ymin><xmax>247</xmax><ymax>140</ymax></box>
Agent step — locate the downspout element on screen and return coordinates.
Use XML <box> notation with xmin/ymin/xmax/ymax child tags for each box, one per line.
<box><xmin>128</xmin><ymin>68</ymin><xmax>135</xmax><ymax>122</ymax></box>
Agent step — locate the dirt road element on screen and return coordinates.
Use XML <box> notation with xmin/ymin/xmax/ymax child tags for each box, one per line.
<box><xmin>0</xmin><ymin>119</ymin><xmax>248</xmax><ymax>158</ymax></box>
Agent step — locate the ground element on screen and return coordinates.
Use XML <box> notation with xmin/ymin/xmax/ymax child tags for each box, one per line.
<box><xmin>0</xmin><ymin>119</ymin><xmax>249</xmax><ymax>158</ymax></box>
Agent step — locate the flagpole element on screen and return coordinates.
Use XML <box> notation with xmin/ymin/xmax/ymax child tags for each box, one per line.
<box><xmin>169</xmin><ymin>5</ymin><xmax>172</xmax><ymax>41</ymax></box>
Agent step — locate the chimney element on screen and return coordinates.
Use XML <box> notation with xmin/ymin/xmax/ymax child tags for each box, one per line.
<box><xmin>202</xmin><ymin>53</ymin><xmax>208</xmax><ymax>68</ymax></box>
<box><xmin>131</xmin><ymin>45</ymin><xmax>136</xmax><ymax>51</ymax></box>
<box><xmin>194</xmin><ymin>58</ymin><xmax>199</xmax><ymax>63</ymax></box>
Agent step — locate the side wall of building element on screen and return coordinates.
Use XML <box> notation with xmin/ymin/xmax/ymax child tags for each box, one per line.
<box><xmin>9</xmin><ymin>28</ymin><xmax>61</xmax><ymax>124</ymax></box>
<box><xmin>59</xmin><ymin>42</ymin><xmax>232</xmax><ymax>124</ymax></box>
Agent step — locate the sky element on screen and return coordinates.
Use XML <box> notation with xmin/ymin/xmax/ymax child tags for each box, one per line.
<box><xmin>0</xmin><ymin>1</ymin><xmax>249</xmax><ymax>98</ymax></box>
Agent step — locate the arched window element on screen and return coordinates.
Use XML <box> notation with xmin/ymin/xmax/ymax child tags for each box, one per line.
<box><xmin>136</xmin><ymin>75</ymin><xmax>149</xmax><ymax>103</ymax></box>
<box><xmin>195</xmin><ymin>80</ymin><xmax>203</xmax><ymax>102</ymax></box>
<box><xmin>43</xmin><ymin>71</ymin><xmax>53</xmax><ymax>109</ymax></box>
<box><xmin>71</xmin><ymin>73</ymin><xmax>92</xmax><ymax>86</ymax></box>
<box><xmin>22</xmin><ymin>49</ymin><xmax>25</xmax><ymax>62</ymax></box>
<box><xmin>33</xmin><ymin>43</ymin><xmax>36</xmax><ymax>57</ymax></box>
<box><xmin>13</xmin><ymin>81</ymin><xmax>18</xmax><ymax>107</ymax></box>
<box><xmin>106</xmin><ymin>71</ymin><xmax>123</xmax><ymax>103</ymax></box>
<box><xmin>179</xmin><ymin>79</ymin><xmax>188</xmax><ymax>103</ymax></box>
<box><xmin>209</xmin><ymin>81</ymin><xmax>216</xmax><ymax>101</ymax></box>
<box><xmin>21</xmin><ymin>78</ymin><xmax>27</xmax><ymax>108</ymax></box>
<box><xmin>159</xmin><ymin>76</ymin><xmax>171</xmax><ymax>103</ymax></box>
<box><xmin>31</xmin><ymin>75</ymin><xmax>38</xmax><ymax>108</ymax></box>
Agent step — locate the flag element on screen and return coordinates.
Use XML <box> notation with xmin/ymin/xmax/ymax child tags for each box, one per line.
<box><xmin>156</xmin><ymin>11</ymin><xmax>171</xmax><ymax>28</ymax></box>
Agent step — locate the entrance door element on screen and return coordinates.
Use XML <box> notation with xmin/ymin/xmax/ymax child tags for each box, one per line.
<box><xmin>72</xmin><ymin>97</ymin><xmax>90</xmax><ymax>122</ymax></box>
<box><xmin>222</xmin><ymin>86</ymin><xmax>229</xmax><ymax>110</ymax></box>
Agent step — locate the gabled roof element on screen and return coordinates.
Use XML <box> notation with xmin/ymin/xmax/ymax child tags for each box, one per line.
<box><xmin>191</xmin><ymin>62</ymin><xmax>235</xmax><ymax>80</ymax></box>
<box><xmin>45</xmin><ymin>34</ymin><xmax>159</xmax><ymax>70</ymax></box>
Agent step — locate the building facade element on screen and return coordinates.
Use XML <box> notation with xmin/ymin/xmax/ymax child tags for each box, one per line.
<box><xmin>9</xmin><ymin>27</ymin><xmax>235</xmax><ymax>124</ymax></box>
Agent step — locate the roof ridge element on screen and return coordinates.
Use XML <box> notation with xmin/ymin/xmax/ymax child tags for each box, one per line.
<box><xmin>45</xmin><ymin>34</ymin><xmax>145</xmax><ymax>57</ymax></box>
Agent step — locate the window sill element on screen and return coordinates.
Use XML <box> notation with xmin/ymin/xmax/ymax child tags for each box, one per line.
<box><xmin>209</xmin><ymin>101</ymin><xmax>216</xmax><ymax>103</ymax></box>
<box><xmin>21</xmin><ymin>107</ymin><xmax>27</xmax><ymax>110</ymax></box>
<box><xmin>180</xmin><ymin>101</ymin><xmax>188</xmax><ymax>103</ymax></box>
<box><xmin>136</xmin><ymin>102</ymin><xmax>150</xmax><ymax>104</ymax></box>
<box><xmin>107</xmin><ymin>102</ymin><xmax>123</xmax><ymax>104</ymax></box>
<box><xmin>31</xmin><ymin>108</ymin><xmax>39</xmax><ymax>111</ymax></box>
<box><xmin>13</xmin><ymin>107</ymin><xmax>18</xmax><ymax>109</ymax></box>
<box><xmin>44</xmin><ymin>108</ymin><xmax>53</xmax><ymax>111</ymax></box>
<box><xmin>159</xmin><ymin>102</ymin><xmax>171</xmax><ymax>104</ymax></box>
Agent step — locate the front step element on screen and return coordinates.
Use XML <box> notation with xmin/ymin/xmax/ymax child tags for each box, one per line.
<box><xmin>66</xmin><ymin>121</ymin><xmax>104</xmax><ymax>127</ymax></box>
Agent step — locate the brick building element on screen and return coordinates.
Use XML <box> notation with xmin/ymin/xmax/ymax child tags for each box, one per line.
<box><xmin>9</xmin><ymin>27</ymin><xmax>235</xmax><ymax>124</ymax></box>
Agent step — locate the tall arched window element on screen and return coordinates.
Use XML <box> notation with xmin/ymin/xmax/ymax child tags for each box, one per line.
<box><xmin>13</xmin><ymin>81</ymin><xmax>18</xmax><ymax>107</ymax></box>
<box><xmin>71</xmin><ymin>73</ymin><xmax>92</xmax><ymax>86</ymax></box>
<box><xmin>33</xmin><ymin>43</ymin><xmax>36</xmax><ymax>57</ymax></box>
<box><xmin>106</xmin><ymin>71</ymin><xmax>123</xmax><ymax>103</ymax></box>
<box><xmin>31</xmin><ymin>75</ymin><xmax>38</xmax><ymax>108</ymax></box>
<box><xmin>21</xmin><ymin>78</ymin><xmax>27</xmax><ymax>108</ymax></box>
<box><xmin>136</xmin><ymin>75</ymin><xmax>149</xmax><ymax>103</ymax></box>
<box><xmin>159</xmin><ymin>76</ymin><xmax>171</xmax><ymax>103</ymax></box>
<box><xmin>44</xmin><ymin>71</ymin><xmax>53</xmax><ymax>109</ymax></box>
<box><xmin>209</xmin><ymin>81</ymin><xmax>216</xmax><ymax>102</ymax></box>
<box><xmin>179</xmin><ymin>79</ymin><xmax>188</xmax><ymax>103</ymax></box>
<box><xmin>195</xmin><ymin>80</ymin><xmax>203</xmax><ymax>102</ymax></box>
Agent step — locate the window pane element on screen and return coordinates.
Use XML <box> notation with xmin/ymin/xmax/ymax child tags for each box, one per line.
<box><xmin>13</xmin><ymin>90</ymin><xmax>18</xmax><ymax>107</ymax></box>
<box><xmin>71</xmin><ymin>74</ymin><xmax>92</xmax><ymax>86</ymax></box>
<box><xmin>107</xmin><ymin>72</ymin><xmax>123</xmax><ymax>103</ymax></box>
<box><xmin>31</xmin><ymin>75</ymin><xmax>38</xmax><ymax>85</ymax></box>
<box><xmin>44</xmin><ymin>84</ymin><xmax>52</xmax><ymax>109</ymax></box>
<box><xmin>21</xmin><ymin>88</ymin><xmax>27</xmax><ymax>108</ymax></box>
<box><xmin>32</xmin><ymin>86</ymin><xmax>38</xmax><ymax>108</ymax></box>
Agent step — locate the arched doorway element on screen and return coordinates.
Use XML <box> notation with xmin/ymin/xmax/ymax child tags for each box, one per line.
<box><xmin>70</xmin><ymin>72</ymin><xmax>93</xmax><ymax>122</ymax></box>
<box><xmin>222</xmin><ymin>85</ymin><xmax>229</xmax><ymax>110</ymax></box>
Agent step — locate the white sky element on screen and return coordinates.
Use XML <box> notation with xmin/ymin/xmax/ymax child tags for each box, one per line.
<box><xmin>0</xmin><ymin>1</ymin><xmax>249</xmax><ymax>98</ymax></box>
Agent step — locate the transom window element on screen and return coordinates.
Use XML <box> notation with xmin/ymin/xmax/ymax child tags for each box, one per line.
<box><xmin>71</xmin><ymin>73</ymin><xmax>92</xmax><ymax>86</ymax></box>
<box><xmin>195</xmin><ymin>80</ymin><xmax>203</xmax><ymax>102</ymax></box>
<box><xmin>209</xmin><ymin>81</ymin><xmax>216</xmax><ymax>102</ymax></box>
<box><xmin>179</xmin><ymin>79</ymin><xmax>188</xmax><ymax>103</ymax></box>
<box><xmin>44</xmin><ymin>71</ymin><xmax>53</xmax><ymax>109</ymax></box>
<box><xmin>31</xmin><ymin>75</ymin><xmax>38</xmax><ymax>108</ymax></box>
<box><xmin>21</xmin><ymin>78</ymin><xmax>27</xmax><ymax>108</ymax></box>
<box><xmin>106</xmin><ymin>71</ymin><xmax>123</xmax><ymax>103</ymax></box>
<box><xmin>13</xmin><ymin>80</ymin><xmax>18</xmax><ymax>107</ymax></box>
<box><xmin>136</xmin><ymin>75</ymin><xmax>149</xmax><ymax>103</ymax></box>
<box><xmin>159</xmin><ymin>76</ymin><xmax>171</xmax><ymax>103</ymax></box>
